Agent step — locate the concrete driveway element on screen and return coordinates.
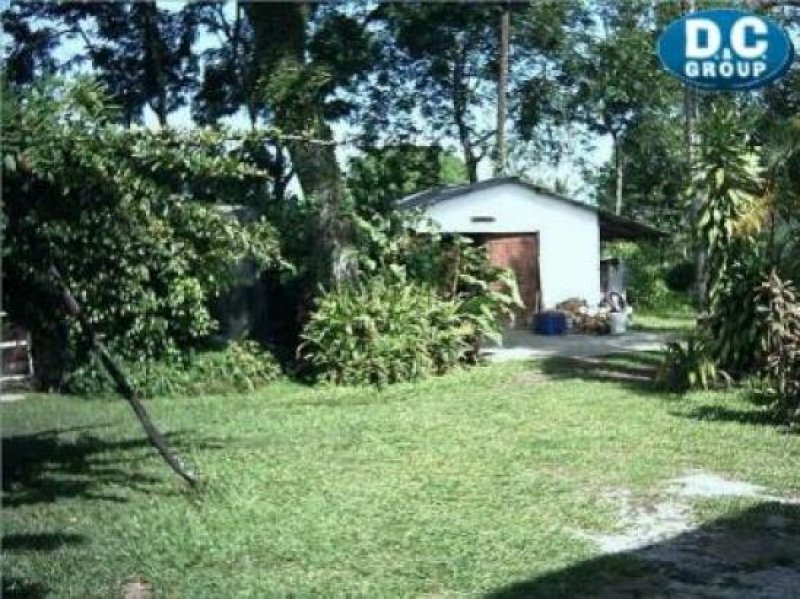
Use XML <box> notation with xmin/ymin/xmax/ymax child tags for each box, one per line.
<box><xmin>482</xmin><ymin>329</ymin><xmax>672</xmax><ymax>362</ymax></box>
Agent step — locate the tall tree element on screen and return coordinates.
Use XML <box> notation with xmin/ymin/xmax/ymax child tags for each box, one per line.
<box><xmin>368</xmin><ymin>3</ymin><xmax>500</xmax><ymax>183</ymax></box>
<box><xmin>365</xmin><ymin>2</ymin><xmax>587</xmax><ymax>184</ymax></box>
<box><xmin>243</xmin><ymin>2</ymin><xmax>373</xmax><ymax>283</ymax></box>
<box><xmin>592</xmin><ymin>112</ymin><xmax>688</xmax><ymax>230</ymax></box>
<box><xmin>494</xmin><ymin>3</ymin><xmax>510</xmax><ymax>175</ymax></box>
<box><xmin>2</xmin><ymin>1</ymin><xmax>202</xmax><ymax>126</ymax></box>
<box><xmin>193</xmin><ymin>1</ymin><xmax>263</xmax><ymax>126</ymax></box>
<box><xmin>562</xmin><ymin>2</ymin><xmax>672</xmax><ymax>215</ymax></box>
<box><xmin>513</xmin><ymin>0</ymin><xmax>589</xmax><ymax>170</ymax></box>
<box><xmin>1</xmin><ymin>3</ymin><xmax>61</xmax><ymax>87</ymax></box>
<box><xmin>86</xmin><ymin>2</ymin><xmax>201</xmax><ymax>126</ymax></box>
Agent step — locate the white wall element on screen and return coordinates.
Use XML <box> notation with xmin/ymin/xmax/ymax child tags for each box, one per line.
<box><xmin>421</xmin><ymin>183</ymin><xmax>601</xmax><ymax>308</ymax></box>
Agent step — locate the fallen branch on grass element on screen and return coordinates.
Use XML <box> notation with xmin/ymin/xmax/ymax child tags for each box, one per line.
<box><xmin>50</xmin><ymin>266</ymin><xmax>199</xmax><ymax>487</ymax></box>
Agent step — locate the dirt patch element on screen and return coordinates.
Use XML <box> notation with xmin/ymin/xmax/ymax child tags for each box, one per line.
<box><xmin>120</xmin><ymin>577</ymin><xmax>152</xmax><ymax>599</ymax></box>
<box><xmin>671</xmin><ymin>470</ymin><xmax>798</xmax><ymax>503</ymax></box>
<box><xmin>576</xmin><ymin>471</ymin><xmax>800</xmax><ymax>598</ymax></box>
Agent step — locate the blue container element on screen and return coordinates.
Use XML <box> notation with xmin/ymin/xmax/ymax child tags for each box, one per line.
<box><xmin>534</xmin><ymin>311</ymin><xmax>567</xmax><ymax>335</ymax></box>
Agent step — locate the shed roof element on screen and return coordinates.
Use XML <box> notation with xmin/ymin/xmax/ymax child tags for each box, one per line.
<box><xmin>397</xmin><ymin>176</ymin><xmax>663</xmax><ymax>241</ymax></box>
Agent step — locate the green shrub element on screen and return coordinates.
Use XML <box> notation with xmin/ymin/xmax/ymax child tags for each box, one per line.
<box><xmin>66</xmin><ymin>340</ymin><xmax>281</xmax><ymax>398</ymax></box>
<box><xmin>603</xmin><ymin>241</ymin><xmax>672</xmax><ymax>310</ymax></box>
<box><xmin>300</xmin><ymin>276</ymin><xmax>469</xmax><ymax>386</ymax></box>
<box><xmin>664</xmin><ymin>260</ymin><xmax>695</xmax><ymax>293</ymax></box>
<box><xmin>300</xmin><ymin>212</ymin><xmax>522</xmax><ymax>387</ymax></box>
<box><xmin>657</xmin><ymin>331</ymin><xmax>728</xmax><ymax>391</ymax></box>
<box><xmin>349</xmin><ymin>211</ymin><xmax>521</xmax><ymax>353</ymax></box>
<box><xmin>706</xmin><ymin>243</ymin><xmax>768</xmax><ymax>376</ymax></box>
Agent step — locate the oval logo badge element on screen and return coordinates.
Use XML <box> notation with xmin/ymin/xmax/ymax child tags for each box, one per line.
<box><xmin>657</xmin><ymin>9</ymin><xmax>795</xmax><ymax>91</ymax></box>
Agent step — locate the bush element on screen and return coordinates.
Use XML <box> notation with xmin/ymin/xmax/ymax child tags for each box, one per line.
<box><xmin>603</xmin><ymin>241</ymin><xmax>673</xmax><ymax>310</ymax></box>
<box><xmin>706</xmin><ymin>243</ymin><xmax>768</xmax><ymax>376</ymax></box>
<box><xmin>664</xmin><ymin>260</ymin><xmax>695</xmax><ymax>293</ymax></box>
<box><xmin>300</xmin><ymin>212</ymin><xmax>522</xmax><ymax>387</ymax></box>
<box><xmin>658</xmin><ymin>331</ymin><xmax>728</xmax><ymax>391</ymax></box>
<box><xmin>300</xmin><ymin>276</ymin><xmax>469</xmax><ymax>386</ymax></box>
<box><xmin>66</xmin><ymin>340</ymin><xmax>281</xmax><ymax>398</ymax></box>
<box><xmin>757</xmin><ymin>272</ymin><xmax>800</xmax><ymax>426</ymax></box>
<box><xmin>349</xmin><ymin>211</ymin><xmax>521</xmax><ymax>351</ymax></box>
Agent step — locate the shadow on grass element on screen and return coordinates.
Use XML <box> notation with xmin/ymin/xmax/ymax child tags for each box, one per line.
<box><xmin>2</xmin><ymin>577</ymin><xmax>49</xmax><ymax>599</ymax></box>
<box><xmin>681</xmin><ymin>404</ymin><xmax>788</xmax><ymax>427</ymax></box>
<box><xmin>535</xmin><ymin>353</ymin><xmax>666</xmax><ymax>395</ymax></box>
<box><xmin>2</xmin><ymin>532</ymin><xmax>85</xmax><ymax>596</ymax></box>
<box><xmin>2</xmin><ymin>532</ymin><xmax>85</xmax><ymax>552</ymax></box>
<box><xmin>486</xmin><ymin>502</ymin><xmax>800</xmax><ymax>598</ymax></box>
<box><xmin>2</xmin><ymin>426</ymin><xmax>217</xmax><ymax>507</ymax></box>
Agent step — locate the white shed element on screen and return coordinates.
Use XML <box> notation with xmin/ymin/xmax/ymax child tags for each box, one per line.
<box><xmin>398</xmin><ymin>177</ymin><xmax>660</xmax><ymax>326</ymax></box>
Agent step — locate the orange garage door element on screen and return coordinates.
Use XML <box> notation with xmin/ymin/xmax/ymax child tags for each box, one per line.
<box><xmin>482</xmin><ymin>233</ymin><xmax>541</xmax><ymax>328</ymax></box>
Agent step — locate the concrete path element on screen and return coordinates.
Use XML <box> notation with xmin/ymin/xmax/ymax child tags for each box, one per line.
<box><xmin>0</xmin><ymin>392</ymin><xmax>30</xmax><ymax>403</ymax></box>
<box><xmin>482</xmin><ymin>330</ymin><xmax>672</xmax><ymax>362</ymax></box>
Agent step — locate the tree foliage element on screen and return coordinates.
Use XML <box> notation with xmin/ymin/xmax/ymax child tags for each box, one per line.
<box><xmin>347</xmin><ymin>145</ymin><xmax>467</xmax><ymax>216</ymax></box>
<box><xmin>2</xmin><ymin>80</ymin><xmax>283</xmax><ymax>386</ymax></box>
<box><xmin>563</xmin><ymin>2</ymin><xmax>678</xmax><ymax>215</ymax></box>
<box><xmin>368</xmin><ymin>3</ymin><xmax>499</xmax><ymax>183</ymax></box>
<box><xmin>3</xmin><ymin>1</ymin><xmax>203</xmax><ymax>125</ymax></box>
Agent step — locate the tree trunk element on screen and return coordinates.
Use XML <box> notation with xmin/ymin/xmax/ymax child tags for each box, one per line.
<box><xmin>245</xmin><ymin>2</ymin><xmax>349</xmax><ymax>285</ymax></box>
<box><xmin>50</xmin><ymin>266</ymin><xmax>198</xmax><ymax>487</ymax></box>
<box><xmin>494</xmin><ymin>4</ymin><xmax>510</xmax><ymax>176</ymax></box>
<box><xmin>139</xmin><ymin>2</ymin><xmax>169</xmax><ymax>127</ymax></box>
<box><xmin>453</xmin><ymin>45</ymin><xmax>479</xmax><ymax>183</ymax></box>
<box><xmin>613</xmin><ymin>133</ymin><xmax>624</xmax><ymax>215</ymax></box>
<box><xmin>683</xmin><ymin>0</ymin><xmax>708</xmax><ymax>311</ymax></box>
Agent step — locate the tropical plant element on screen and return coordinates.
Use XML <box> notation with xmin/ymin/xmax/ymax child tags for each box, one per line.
<box><xmin>691</xmin><ymin>104</ymin><xmax>763</xmax><ymax>304</ymax></box>
<box><xmin>756</xmin><ymin>271</ymin><xmax>800</xmax><ymax>426</ymax></box>
<box><xmin>300</xmin><ymin>210</ymin><xmax>521</xmax><ymax>386</ymax></box>
<box><xmin>658</xmin><ymin>331</ymin><xmax>727</xmax><ymax>392</ymax></box>
<box><xmin>299</xmin><ymin>276</ymin><xmax>468</xmax><ymax>386</ymax></box>
<box><xmin>349</xmin><ymin>211</ymin><xmax>522</xmax><ymax>349</ymax></box>
<box><xmin>705</xmin><ymin>242</ymin><xmax>769</xmax><ymax>376</ymax></box>
<box><xmin>681</xmin><ymin>103</ymin><xmax>774</xmax><ymax>379</ymax></box>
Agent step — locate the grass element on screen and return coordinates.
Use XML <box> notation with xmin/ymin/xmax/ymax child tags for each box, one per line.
<box><xmin>630</xmin><ymin>301</ymin><xmax>697</xmax><ymax>333</ymax></box>
<box><xmin>3</xmin><ymin>356</ymin><xmax>799</xmax><ymax>597</ymax></box>
<box><xmin>630</xmin><ymin>311</ymin><xmax>696</xmax><ymax>333</ymax></box>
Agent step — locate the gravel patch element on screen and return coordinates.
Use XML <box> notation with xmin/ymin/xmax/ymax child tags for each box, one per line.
<box><xmin>671</xmin><ymin>470</ymin><xmax>800</xmax><ymax>504</ymax></box>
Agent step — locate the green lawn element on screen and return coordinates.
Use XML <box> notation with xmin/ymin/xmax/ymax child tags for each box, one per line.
<box><xmin>630</xmin><ymin>304</ymin><xmax>697</xmax><ymax>333</ymax></box>
<box><xmin>3</xmin><ymin>356</ymin><xmax>799</xmax><ymax>597</ymax></box>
